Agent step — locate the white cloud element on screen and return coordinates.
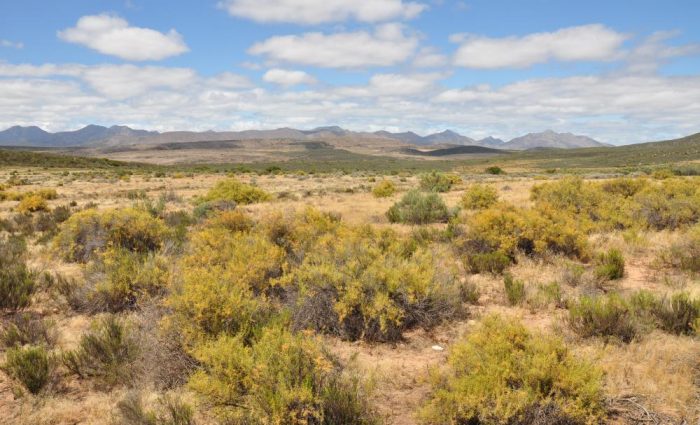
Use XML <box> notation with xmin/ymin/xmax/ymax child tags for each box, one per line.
<box><xmin>263</xmin><ymin>69</ymin><xmax>316</xmax><ymax>86</ymax></box>
<box><xmin>335</xmin><ymin>72</ymin><xmax>443</xmax><ymax>97</ymax></box>
<box><xmin>452</xmin><ymin>24</ymin><xmax>628</xmax><ymax>68</ymax></box>
<box><xmin>1</xmin><ymin>39</ymin><xmax>24</xmax><ymax>49</ymax></box>
<box><xmin>58</xmin><ymin>14</ymin><xmax>189</xmax><ymax>61</ymax></box>
<box><xmin>81</xmin><ymin>65</ymin><xmax>196</xmax><ymax>99</ymax></box>
<box><xmin>249</xmin><ymin>24</ymin><xmax>418</xmax><ymax>68</ymax></box>
<box><xmin>412</xmin><ymin>47</ymin><xmax>448</xmax><ymax>68</ymax></box>
<box><xmin>219</xmin><ymin>0</ymin><xmax>425</xmax><ymax>24</ymax></box>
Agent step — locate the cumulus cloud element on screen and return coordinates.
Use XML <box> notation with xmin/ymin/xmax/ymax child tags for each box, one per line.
<box><xmin>412</xmin><ymin>47</ymin><xmax>448</xmax><ymax>68</ymax></box>
<box><xmin>263</xmin><ymin>69</ymin><xmax>316</xmax><ymax>86</ymax></box>
<box><xmin>1</xmin><ymin>39</ymin><xmax>24</xmax><ymax>49</ymax></box>
<box><xmin>249</xmin><ymin>24</ymin><xmax>418</xmax><ymax>68</ymax></box>
<box><xmin>58</xmin><ymin>14</ymin><xmax>189</xmax><ymax>61</ymax></box>
<box><xmin>452</xmin><ymin>24</ymin><xmax>628</xmax><ymax>68</ymax></box>
<box><xmin>218</xmin><ymin>0</ymin><xmax>425</xmax><ymax>24</ymax></box>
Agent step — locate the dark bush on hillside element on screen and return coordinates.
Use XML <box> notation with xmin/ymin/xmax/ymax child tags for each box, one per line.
<box><xmin>421</xmin><ymin>315</ymin><xmax>604</xmax><ymax>424</ymax></box>
<box><xmin>54</xmin><ymin>207</ymin><xmax>167</xmax><ymax>262</ymax></box>
<box><xmin>485</xmin><ymin>166</ymin><xmax>505</xmax><ymax>175</ymax></box>
<box><xmin>0</xmin><ymin>235</ymin><xmax>36</xmax><ymax>311</ymax></box>
<box><xmin>652</xmin><ymin>293</ymin><xmax>700</xmax><ymax>335</ymax></box>
<box><xmin>567</xmin><ymin>294</ymin><xmax>638</xmax><ymax>342</ymax></box>
<box><xmin>4</xmin><ymin>345</ymin><xmax>53</xmax><ymax>395</ymax></box>
<box><xmin>419</xmin><ymin>171</ymin><xmax>456</xmax><ymax>192</ymax></box>
<box><xmin>63</xmin><ymin>316</ymin><xmax>140</xmax><ymax>387</ymax></box>
<box><xmin>386</xmin><ymin>190</ymin><xmax>451</xmax><ymax>225</ymax></box>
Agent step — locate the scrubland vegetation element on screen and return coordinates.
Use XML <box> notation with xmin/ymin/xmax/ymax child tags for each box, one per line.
<box><xmin>0</xmin><ymin>165</ymin><xmax>698</xmax><ymax>425</ymax></box>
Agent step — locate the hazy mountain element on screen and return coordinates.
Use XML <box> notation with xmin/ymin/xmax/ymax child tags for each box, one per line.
<box><xmin>504</xmin><ymin>130</ymin><xmax>606</xmax><ymax>150</ymax></box>
<box><xmin>0</xmin><ymin>124</ymin><xmax>607</xmax><ymax>151</ymax></box>
<box><xmin>0</xmin><ymin>125</ymin><xmax>158</xmax><ymax>147</ymax></box>
<box><xmin>424</xmin><ymin>130</ymin><xmax>476</xmax><ymax>145</ymax></box>
<box><xmin>477</xmin><ymin>136</ymin><xmax>505</xmax><ymax>148</ymax></box>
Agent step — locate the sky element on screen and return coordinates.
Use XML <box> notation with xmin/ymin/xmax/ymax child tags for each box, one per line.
<box><xmin>1</xmin><ymin>0</ymin><xmax>700</xmax><ymax>144</ymax></box>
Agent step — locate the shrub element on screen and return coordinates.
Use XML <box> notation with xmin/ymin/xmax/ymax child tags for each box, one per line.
<box><xmin>460</xmin><ymin>184</ymin><xmax>498</xmax><ymax>210</ymax></box>
<box><xmin>0</xmin><ymin>236</ymin><xmax>35</xmax><ymax>311</ymax></box>
<box><xmin>567</xmin><ymin>294</ymin><xmax>638</xmax><ymax>342</ymax></box>
<box><xmin>16</xmin><ymin>194</ymin><xmax>48</xmax><ymax>213</ymax></box>
<box><xmin>421</xmin><ymin>315</ymin><xmax>604</xmax><ymax>424</ymax></box>
<box><xmin>1</xmin><ymin>313</ymin><xmax>55</xmax><ymax>348</ymax></box>
<box><xmin>658</xmin><ymin>224</ymin><xmax>700</xmax><ymax>272</ymax></box>
<box><xmin>386</xmin><ymin>190</ymin><xmax>451</xmax><ymax>225</ymax></box>
<box><xmin>419</xmin><ymin>172</ymin><xmax>454</xmax><ymax>192</ymax></box>
<box><xmin>4</xmin><ymin>345</ymin><xmax>53</xmax><ymax>394</ymax></box>
<box><xmin>88</xmin><ymin>248</ymin><xmax>170</xmax><ymax>312</ymax></box>
<box><xmin>503</xmin><ymin>273</ymin><xmax>526</xmax><ymax>305</ymax></box>
<box><xmin>278</xmin><ymin>227</ymin><xmax>465</xmax><ymax>342</ymax></box>
<box><xmin>63</xmin><ymin>316</ymin><xmax>140</xmax><ymax>387</ymax></box>
<box><xmin>198</xmin><ymin>178</ymin><xmax>270</xmax><ymax>205</ymax></box>
<box><xmin>189</xmin><ymin>325</ymin><xmax>377</xmax><ymax>424</ymax></box>
<box><xmin>485</xmin><ymin>166</ymin><xmax>505</xmax><ymax>175</ymax></box>
<box><xmin>595</xmin><ymin>249</ymin><xmax>625</xmax><ymax>281</ymax></box>
<box><xmin>205</xmin><ymin>210</ymin><xmax>254</xmax><ymax>232</ymax></box>
<box><xmin>372</xmin><ymin>180</ymin><xmax>396</xmax><ymax>198</ymax></box>
<box><xmin>169</xmin><ymin>229</ymin><xmax>284</xmax><ymax>342</ymax></box>
<box><xmin>652</xmin><ymin>293</ymin><xmax>700</xmax><ymax>335</ymax></box>
<box><xmin>54</xmin><ymin>207</ymin><xmax>167</xmax><ymax>262</ymax></box>
<box><xmin>465</xmin><ymin>251</ymin><xmax>511</xmax><ymax>275</ymax></box>
<box><xmin>116</xmin><ymin>392</ymin><xmax>195</xmax><ymax>425</ymax></box>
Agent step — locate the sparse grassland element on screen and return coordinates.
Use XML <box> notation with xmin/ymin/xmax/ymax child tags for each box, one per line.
<box><xmin>0</xmin><ymin>160</ymin><xmax>698</xmax><ymax>425</ymax></box>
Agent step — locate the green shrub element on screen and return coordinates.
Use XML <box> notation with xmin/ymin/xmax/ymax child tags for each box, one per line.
<box><xmin>419</xmin><ymin>172</ymin><xmax>454</xmax><ymax>192</ymax></box>
<box><xmin>116</xmin><ymin>392</ymin><xmax>195</xmax><ymax>425</ymax></box>
<box><xmin>595</xmin><ymin>249</ymin><xmax>625</xmax><ymax>281</ymax></box>
<box><xmin>0</xmin><ymin>313</ymin><xmax>55</xmax><ymax>348</ymax></box>
<box><xmin>485</xmin><ymin>166</ymin><xmax>505</xmax><ymax>175</ymax></box>
<box><xmin>4</xmin><ymin>345</ymin><xmax>53</xmax><ymax>394</ymax></box>
<box><xmin>567</xmin><ymin>294</ymin><xmax>638</xmax><ymax>342</ymax></box>
<box><xmin>460</xmin><ymin>184</ymin><xmax>498</xmax><ymax>210</ymax></box>
<box><xmin>372</xmin><ymin>180</ymin><xmax>396</xmax><ymax>198</ymax></box>
<box><xmin>0</xmin><ymin>236</ymin><xmax>35</xmax><ymax>311</ymax></box>
<box><xmin>205</xmin><ymin>210</ymin><xmax>254</xmax><ymax>232</ymax></box>
<box><xmin>386</xmin><ymin>190</ymin><xmax>451</xmax><ymax>225</ymax></box>
<box><xmin>658</xmin><ymin>224</ymin><xmax>700</xmax><ymax>272</ymax></box>
<box><xmin>421</xmin><ymin>315</ymin><xmax>604</xmax><ymax>424</ymax></box>
<box><xmin>465</xmin><ymin>251</ymin><xmax>510</xmax><ymax>275</ymax></box>
<box><xmin>652</xmin><ymin>293</ymin><xmax>700</xmax><ymax>335</ymax></box>
<box><xmin>88</xmin><ymin>248</ymin><xmax>170</xmax><ymax>312</ymax></box>
<box><xmin>54</xmin><ymin>207</ymin><xmax>168</xmax><ymax>262</ymax></box>
<box><xmin>198</xmin><ymin>178</ymin><xmax>270</xmax><ymax>205</ymax></box>
<box><xmin>503</xmin><ymin>273</ymin><xmax>526</xmax><ymax>306</ymax></box>
<box><xmin>63</xmin><ymin>316</ymin><xmax>140</xmax><ymax>387</ymax></box>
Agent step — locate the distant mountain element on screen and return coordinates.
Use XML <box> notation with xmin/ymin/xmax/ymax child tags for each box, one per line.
<box><xmin>0</xmin><ymin>125</ymin><xmax>158</xmax><ymax>147</ymax></box>
<box><xmin>504</xmin><ymin>130</ymin><xmax>606</xmax><ymax>150</ymax></box>
<box><xmin>401</xmin><ymin>145</ymin><xmax>503</xmax><ymax>157</ymax></box>
<box><xmin>477</xmin><ymin>136</ymin><xmax>505</xmax><ymax>148</ymax></box>
<box><xmin>0</xmin><ymin>124</ymin><xmax>606</xmax><ymax>151</ymax></box>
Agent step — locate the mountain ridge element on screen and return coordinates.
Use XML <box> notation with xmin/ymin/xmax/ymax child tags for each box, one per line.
<box><xmin>0</xmin><ymin>124</ymin><xmax>606</xmax><ymax>150</ymax></box>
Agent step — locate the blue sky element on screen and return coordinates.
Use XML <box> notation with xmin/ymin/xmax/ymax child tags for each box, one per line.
<box><xmin>1</xmin><ymin>0</ymin><xmax>700</xmax><ymax>144</ymax></box>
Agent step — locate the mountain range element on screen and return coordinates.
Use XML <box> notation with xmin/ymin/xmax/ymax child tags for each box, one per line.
<box><xmin>0</xmin><ymin>124</ymin><xmax>608</xmax><ymax>150</ymax></box>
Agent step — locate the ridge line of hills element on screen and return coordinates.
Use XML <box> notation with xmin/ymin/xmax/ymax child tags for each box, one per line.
<box><xmin>0</xmin><ymin>124</ymin><xmax>609</xmax><ymax>151</ymax></box>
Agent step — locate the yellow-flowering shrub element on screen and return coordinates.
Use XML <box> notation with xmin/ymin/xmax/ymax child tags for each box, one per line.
<box><xmin>16</xmin><ymin>194</ymin><xmax>48</xmax><ymax>213</ymax></box>
<box><xmin>277</xmin><ymin>226</ymin><xmax>465</xmax><ymax>341</ymax></box>
<box><xmin>372</xmin><ymin>180</ymin><xmax>396</xmax><ymax>198</ymax></box>
<box><xmin>169</xmin><ymin>229</ymin><xmax>285</xmax><ymax>342</ymax></box>
<box><xmin>460</xmin><ymin>183</ymin><xmax>498</xmax><ymax>210</ymax></box>
<box><xmin>198</xmin><ymin>178</ymin><xmax>271</xmax><ymax>205</ymax></box>
<box><xmin>421</xmin><ymin>315</ymin><xmax>605</xmax><ymax>425</ymax></box>
<box><xmin>54</xmin><ymin>208</ymin><xmax>168</xmax><ymax>262</ymax></box>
